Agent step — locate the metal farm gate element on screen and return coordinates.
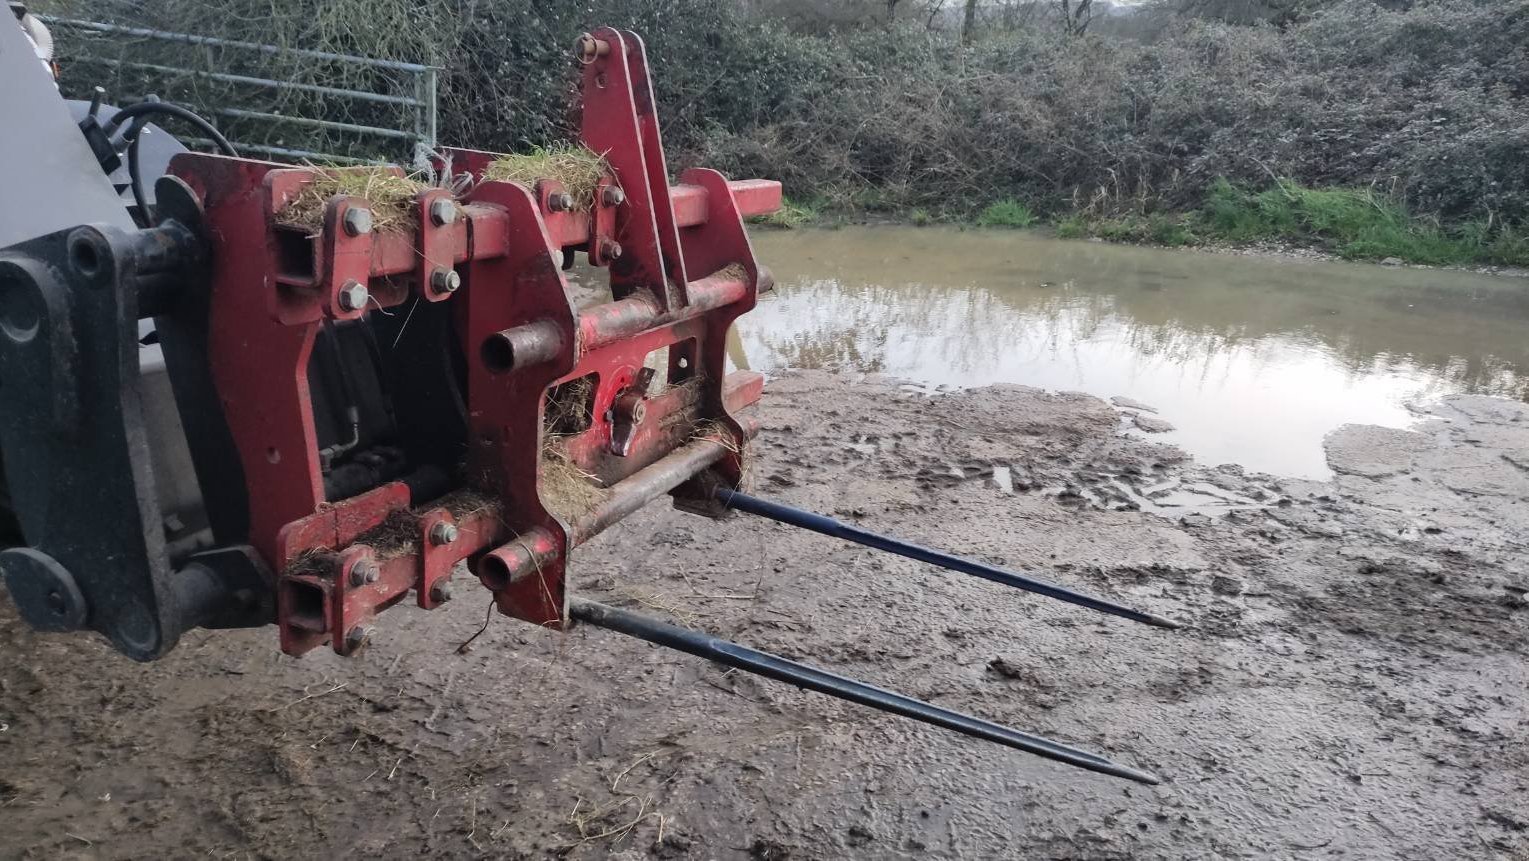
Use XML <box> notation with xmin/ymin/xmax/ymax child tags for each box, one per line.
<box><xmin>41</xmin><ymin>16</ymin><xmax>439</xmax><ymax>165</ymax></box>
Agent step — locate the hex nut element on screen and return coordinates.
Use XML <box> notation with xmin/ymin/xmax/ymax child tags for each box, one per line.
<box><xmin>348</xmin><ymin>559</ymin><xmax>375</xmax><ymax>587</ymax></box>
<box><xmin>429</xmin><ymin>198</ymin><xmax>458</xmax><ymax>226</ymax></box>
<box><xmin>344</xmin><ymin>625</ymin><xmax>372</xmax><ymax>651</ymax></box>
<box><xmin>338</xmin><ymin>280</ymin><xmax>369</xmax><ymax>312</ymax></box>
<box><xmin>429</xmin><ymin>521</ymin><xmax>459</xmax><ymax>546</ymax></box>
<box><xmin>342</xmin><ymin>206</ymin><xmax>373</xmax><ymax>236</ymax></box>
<box><xmin>601</xmin><ymin>186</ymin><xmax>626</xmax><ymax>207</ymax></box>
<box><xmin>430</xmin><ymin>268</ymin><xmax>461</xmax><ymax>295</ymax></box>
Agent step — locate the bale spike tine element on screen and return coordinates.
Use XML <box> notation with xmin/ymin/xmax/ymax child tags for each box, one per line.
<box><xmin>714</xmin><ymin>488</ymin><xmax>1182</xmax><ymax>630</ymax></box>
<box><xmin>570</xmin><ymin>599</ymin><xmax>1162</xmax><ymax>785</ymax></box>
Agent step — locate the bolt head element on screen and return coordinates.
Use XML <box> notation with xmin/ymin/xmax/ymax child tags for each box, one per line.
<box><xmin>600</xmin><ymin>239</ymin><xmax>623</xmax><ymax>261</ymax></box>
<box><xmin>344</xmin><ymin>625</ymin><xmax>373</xmax><ymax>651</ymax></box>
<box><xmin>601</xmin><ymin>186</ymin><xmax>625</xmax><ymax>207</ymax></box>
<box><xmin>348</xmin><ymin>558</ymin><xmax>379</xmax><ymax>587</ymax></box>
<box><xmin>338</xmin><ymin>280</ymin><xmax>369</xmax><ymax>312</ymax></box>
<box><xmin>430</xmin><ymin>268</ymin><xmax>461</xmax><ymax>295</ymax></box>
<box><xmin>548</xmin><ymin>192</ymin><xmax>574</xmax><ymax>213</ymax></box>
<box><xmin>575</xmin><ymin>33</ymin><xmax>607</xmax><ymax>65</ymax></box>
<box><xmin>429</xmin><ymin>198</ymin><xmax>458</xmax><ymax>226</ymax></box>
<box><xmin>430</xmin><ymin>581</ymin><xmax>454</xmax><ymax>603</ymax></box>
<box><xmin>342</xmin><ymin>206</ymin><xmax>373</xmax><ymax>236</ymax></box>
<box><xmin>429</xmin><ymin>521</ymin><xmax>459</xmax><ymax>546</ymax></box>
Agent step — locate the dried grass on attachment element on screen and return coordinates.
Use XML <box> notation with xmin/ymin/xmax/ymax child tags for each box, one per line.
<box><xmin>544</xmin><ymin>376</ymin><xmax>595</xmax><ymax>435</ymax></box>
<box><xmin>277</xmin><ymin>490</ymin><xmax>505</xmax><ymax>579</ymax></box>
<box><xmin>438</xmin><ymin>488</ymin><xmax>502</xmax><ymax>522</ymax></box>
<box><xmin>539</xmin><ymin>376</ymin><xmax>607</xmax><ymax>522</ymax></box>
<box><xmin>482</xmin><ymin>143</ymin><xmax>609</xmax><ymax>211</ymax></box>
<box><xmin>539</xmin><ymin>443</ymin><xmax>607</xmax><ymax>523</ymax></box>
<box><xmin>285</xmin><ymin>548</ymin><xmax>339</xmax><ymax>578</ymax></box>
<box><xmin>690</xmin><ymin>418</ymin><xmax>753</xmax><ymax>491</ymax></box>
<box><xmin>349</xmin><ymin>508</ymin><xmax>422</xmax><ymax>561</ymax></box>
<box><xmin>277</xmin><ymin>166</ymin><xmax>429</xmax><ymax>235</ymax></box>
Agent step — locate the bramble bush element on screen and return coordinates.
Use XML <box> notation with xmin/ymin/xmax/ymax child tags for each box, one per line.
<box><xmin>691</xmin><ymin>0</ymin><xmax>1529</xmax><ymax>227</ymax></box>
<box><xmin>54</xmin><ymin>0</ymin><xmax>1529</xmax><ymax>237</ymax></box>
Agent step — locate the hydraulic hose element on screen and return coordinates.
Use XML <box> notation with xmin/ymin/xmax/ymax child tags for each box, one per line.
<box><xmin>102</xmin><ymin>100</ymin><xmax>239</xmax><ymax>156</ymax></box>
<box><xmin>110</xmin><ymin>98</ymin><xmax>239</xmax><ymax>226</ymax></box>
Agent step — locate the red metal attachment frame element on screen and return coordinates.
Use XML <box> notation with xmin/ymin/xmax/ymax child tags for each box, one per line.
<box><xmin>167</xmin><ymin>28</ymin><xmax>780</xmax><ymax>656</ymax></box>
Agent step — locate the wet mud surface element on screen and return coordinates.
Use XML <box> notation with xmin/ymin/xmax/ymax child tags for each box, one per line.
<box><xmin>2</xmin><ymin>371</ymin><xmax>1526</xmax><ymax>859</ymax></box>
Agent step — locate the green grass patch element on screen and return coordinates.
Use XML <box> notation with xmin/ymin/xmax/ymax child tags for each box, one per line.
<box><xmin>1056</xmin><ymin>213</ymin><xmax>1195</xmax><ymax>246</ymax></box>
<box><xmin>751</xmin><ymin>196</ymin><xmax>819</xmax><ymax>229</ymax></box>
<box><xmin>840</xmin><ymin>185</ymin><xmax>902</xmax><ymax>213</ymax></box>
<box><xmin>1046</xmin><ymin>178</ymin><xmax>1529</xmax><ymax>267</ymax></box>
<box><xmin>1195</xmin><ymin>178</ymin><xmax>1528</xmax><ymax>266</ymax></box>
<box><xmin>975</xmin><ymin>199</ymin><xmax>1038</xmax><ymax>228</ymax></box>
<box><xmin>1489</xmin><ymin>225</ymin><xmax>1529</xmax><ymax>267</ymax></box>
<box><xmin>1103</xmin><ymin>215</ymin><xmax>1196</xmax><ymax>246</ymax></box>
<box><xmin>1055</xmin><ymin>215</ymin><xmax>1088</xmax><ymax>239</ymax></box>
<box><xmin>1443</xmin><ymin>220</ymin><xmax>1529</xmax><ymax>268</ymax></box>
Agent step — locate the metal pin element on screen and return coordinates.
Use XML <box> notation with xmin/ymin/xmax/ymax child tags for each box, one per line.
<box><xmin>713</xmin><ymin>489</ymin><xmax>1183</xmax><ymax>629</ymax></box>
<box><xmin>570</xmin><ymin>600</ymin><xmax>1160</xmax><ymax>784</ymax></box>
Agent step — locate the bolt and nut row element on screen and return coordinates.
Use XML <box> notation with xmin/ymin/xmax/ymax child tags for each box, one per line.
<box><xmin>349</xmin><ymin>199</ymin><xmax>463</xmax><ymax>232</ymax></box>
<box><xmin>332</xmin><ymin>183</ymin><xmax>628</xmax><ymax>311</ymax></box>
<box><xmin>347</xmin><ymin>558</ymin><xmax>381</xmax><ymax>587</ymax></box>
<box><xmin>339</xmin><ymin>521</ymin><xmax>462</xmax><ymax>651</ymax></box>
<box><xmin>543</xmin><ymin>185</ymin><xmax>625</xmax><ymax>214</ymax></box>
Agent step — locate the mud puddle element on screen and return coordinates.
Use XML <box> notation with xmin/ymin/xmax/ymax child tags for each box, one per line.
<box><xmin>742</xmin><ymin>227</ymin><xmax>1529</xmax><ymax>479</ymax></box>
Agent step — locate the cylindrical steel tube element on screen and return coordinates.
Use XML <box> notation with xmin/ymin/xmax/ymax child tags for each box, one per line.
<box><xmin>570</xmin><ymin>435</ymin><xmax>734</xmax><ymax>544</ymax></box>
<box><xmin>478</xmin><ymin>425</ymin><xmax>758</xmax><ymax>585</ymax></box>
<box><xmin>578</xmin><ymin>269</ymin><xmax>751</xmax><ymax>354</ymax></box>
<box><xmin>482</xmin><ymin>320</ymin><xmax>564</xmax><ymax>372</ymax></box>
<box><xmin>478</xmin><ymin>527</ymin><xmax>558</xmax><ymax>590</ymax></box>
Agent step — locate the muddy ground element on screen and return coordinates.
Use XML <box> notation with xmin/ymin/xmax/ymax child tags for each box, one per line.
<box><xmin>2</xmin><ymin>370</ymin><xmax>1526</xmax><ymax>859</ymax></box>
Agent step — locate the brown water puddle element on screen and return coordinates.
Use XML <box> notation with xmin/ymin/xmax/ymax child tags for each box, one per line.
<box><xmin>737</xmin><ymin>226</ymin><xmax>1529</xmax><ymax>478</ymax></box>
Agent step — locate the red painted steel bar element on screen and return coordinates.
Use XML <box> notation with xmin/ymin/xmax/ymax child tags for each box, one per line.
<box><xmin>577</xmin><ymin>266</ymin><xmax>767</xmax><ymax>354</ymax></box>
<box><xmin>539</xmin><ymin>180</ymin><xmax>778</xmax><ymax>251</ymax></box>
<box><xmin>268</xmin><ymin>178</ymin><xmax>780</xmax><ymax>294</ymax></box>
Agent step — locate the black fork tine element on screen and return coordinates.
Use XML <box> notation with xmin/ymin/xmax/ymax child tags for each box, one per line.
<box><xmin>570</xmin><ymin>599</ymin><xmax>1161</xmax><ymax>784</ymax></box>
<box><xmin>714</xmin><ymin>488</ymin><xmax>1182</xmax><ymax>630</ymax></box>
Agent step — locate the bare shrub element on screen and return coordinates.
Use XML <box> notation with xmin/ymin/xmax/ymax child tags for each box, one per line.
<box><xmin>41</xmin><ymin>0</ymin><xmax>1529</xmax><ymax>223</ymax></box>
